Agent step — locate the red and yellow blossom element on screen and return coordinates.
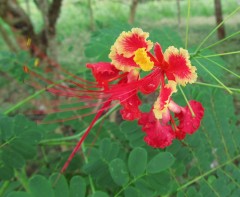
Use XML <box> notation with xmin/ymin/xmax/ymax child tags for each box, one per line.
<box><xmin>39</xmin><ymin>27</ymin><xmax>204</xmax><ymax>172</ymax></box>
<box><xmin>153</xmin><ymin>43</ymin><xmax>198</xmax><ymax>86</ymax></box>
<box><xmin>109</xmin><ymin>28</ymin><xmax>153</xmax><ymax>72</ymax></box>
<box><xmin>153</xmin><ymin>80</ymin><xmax>177</xmax><ymax>120</ymax></box>
<box><xmin>138</xmin><ymin>100</ymin><xmax>204</xmax><ymax>148</ymax></box>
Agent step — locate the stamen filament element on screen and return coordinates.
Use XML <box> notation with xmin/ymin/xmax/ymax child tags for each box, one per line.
<box><xmin>60</xmin><ymin>100</ymin><xmax>112</xmax><ymax>173</ymax></box>
<box><xmin>39</xmin><ymin>104</ymin><xmax>120</xmax><ymax>146</ymax></box>
<box><xmin>40</xmin><ymin>107</ymin><xmax>106</xmax><ymax>124</ymax></box>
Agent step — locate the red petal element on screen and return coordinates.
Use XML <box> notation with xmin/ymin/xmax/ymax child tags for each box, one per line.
<box><xmin>120</xmin><ymin>92</ymin><xmax>142</xmax><ymax>121</ymax></box>
<box><xmin>153</xmin><ymin>81</ymin><xmax>177</xmax><ymax>119</ymax></box>
<box><xmin>175</xmin><ymin>129</ymin><xmax>186</xmax><ymax>140</ymax></box>
<box><xmin>138</xmin><ymin>68</ymin><xmax>162</xmax><ymax>94</ymax></box>
<box><xmin>109</xmin><ymin>46</ymin><xmax>138</xmax><ymax>72</ymax></box>
<box><xmin>112</xmin><ymin>28</ymin><xmax>153</xmax><ymax>58</ymax></box>
<box><xmin>138</xmin><ymin>110</ymin><xmax>175</xmax><ymax>148</ymax></box>
<box><xmin>144</xmin><ymin>126</ymin><xmax>175</xmax><ymax>149</ymax></box>
<box><xmin>176</xmin><ymin>100</ymin><xmax>204</xmax><ymax>135</ymax></box>
<box><xmin>154</xmin><ymin>42</ymin><xmax>164</xmax><ymax>63</ymax></box>
<box><xmin>87</xmin><ymin>62</ymin><xmax>119</xmax><ymax>85</ymax></box>
<box><xmin>164</xmin><ymin>47</ymin><xmax>197</xmax><ymax>86</ymax></box>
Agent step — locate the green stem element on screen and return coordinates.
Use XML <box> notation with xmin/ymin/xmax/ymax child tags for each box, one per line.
<box><xmin>4</xmin><ymin>88</ymin><xmax>47</xmax><ymax>115</ymax></box>
<box><xmin>0</xmin><ymin>181</ymin><xmax>10</xmax><ymax>196</ymax></box>
<box><xmin>198</xmin><ymin>55</ymin><xmax>240</xmax><ymax>79</ymax></box>
<box><xmin>14</xmin><ymin>168</ymin><xmax>30</xmax><ymax>193</ymax></box>
<box><xmin>199</xmin><ymin>30</ymin><xmax>240</xmax><ymax>52</ymax></box>
<box><xmin>195</xmin><ymin>59</ymin><xmax>233</xmax><ymax>94</ymax></box>
<box><xmin>185</xmin><ymin>0</ymin><xmax>191</xmax><ymax>49</ymax></box>
<box><xmin>0</xmin><ymin>137</ymin><xmax>16</xmax><ymax>149</ymax></box>
<box><xmin>178</xmin><ymin>85</ymin><xmax>195</xmax><ymax>117</ymax></box>
<box><xmin>39</xmin><ymin>104</ymin><xmax>120</xmax><ymax>145</ymax></box>
<box><xmin>82</xmin><ymin>143</ymin><xmax>95</xmax><ymax>193</ymax></box>
<box><xmin>194</xmin><ymin>7</ymin><xmax>240</xmax><ymax>53</ymax></box>
<box><xmin>177</xmin><ymin>154</ymin><xmax>240</xmax><ymax>191</ymax></box>
<box><xmin>114</xmin><ymin>173</ymin><xmax>147</xmax><ymax>197</ymax></box>
<box><xmin>41</xmin><ymin>142</ymin><xmax>77</xmax><ymax>146</ymax></box>
<box><xmin>195</xmin><ymin>82</ymin><xmax>240</xmax><ymax>93</ymax></box>
<box><xmin>219</xmin><ymin>168</ymin><xmax>240</xmax><ymax>188</ymax></box>
<box><xmin>196</xmin><ymin>50</ymin><xmax>240</xmax><ymax>58</ymax></box>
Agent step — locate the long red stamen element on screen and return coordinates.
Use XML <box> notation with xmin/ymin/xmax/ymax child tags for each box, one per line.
<box><xmin>40</xmin><ymin>100</ymin><xmax>112</xmax><ymax>124</ymax></box>
<box><xmin>60</xmin><ymin>99</ymin><xmax>111</xmax><ymax>173</ymax></box>
<box><xmin>42</xmin><ymin>86</ymin><xmax>139</xmax><ymax>124</ymax></box>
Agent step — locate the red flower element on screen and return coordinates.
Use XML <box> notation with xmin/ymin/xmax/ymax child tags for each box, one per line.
<box><xmin>138</xmin><ymin>100</ymin><xmax>204</xmax><ymax>148</ymax></box>
<box><xmin>138</xmin><ymin>110</ymin><xmax>175</xmax><ymax>148</ymax></box>
<box><xmin>40</xmin><ymin>28</ymin><xmax>204</xmax><ymax>172</ymax></box>
<box><xmin>119</xmin><ymin>92</ymin><xmax>142</xmax><ymax>121</ymax></box>
<box><xmin>109</xmin><ymin>28</ymin><xmax>153</xmax><ymax>72</ymax></box>
<box><xmin>153</xmin><ymin>80</ymin><xmax>178</xmax><ymax>121</ymax></box>
<box><xmin>109</xmin><ymin>70</ymin><xmax>142</xmax><ymax>121</ymax></box>
<box><xmin>86</xmin><ymin>62</ymin><xmax>119</xmax><ymax>87</ymax></box>
<box><xmin>175</xmin><ymin>100</ymin><xmax>204</xmax><ymax>139</ymax></box>
<box><xmin>153</xmin><ymin>43</ymin><xmax>197</xmax><ymax>86</ymax></box>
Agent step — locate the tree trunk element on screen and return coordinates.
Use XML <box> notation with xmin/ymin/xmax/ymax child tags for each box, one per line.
<box><xmin>128</xmin><ymin>0</ymin><xmax>138</xmax><ymax>24</ymax></box>
<box><xmin>0</xmin><ymin>0</ymin><xmax>63</xmax><ymax>57</ymax></box>
<box><xmin>214</xmin><ymin>0</ymin><xmax>226</xmax><ymax>40</ymax></box>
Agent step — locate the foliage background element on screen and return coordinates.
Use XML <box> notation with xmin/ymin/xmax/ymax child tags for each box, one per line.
<box><xmin>0</xmin><ymin>0</ymin><xmax>240</xmax><ymax>196</ymax></box>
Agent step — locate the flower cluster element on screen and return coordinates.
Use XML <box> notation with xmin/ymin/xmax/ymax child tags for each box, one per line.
<box><xmin>86</xmin><ymin>28</ymin><xmax>204</xmax><ymax>148</ymax></box>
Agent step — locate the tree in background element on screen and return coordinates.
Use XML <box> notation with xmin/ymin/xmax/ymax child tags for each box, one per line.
<box><xmin>0</xmin><ymin>0</ymin><xmax>63</xmax><ymax>58</ymax></box>
<box><xmin>214</xmin><ymin>0</ymin><xmax>226</xmax><ymax>39</ymax></box>
<box><xmin>128</xmin><ymin>0</ymin><xmax>138</xmax><ymax>24</ymax></box>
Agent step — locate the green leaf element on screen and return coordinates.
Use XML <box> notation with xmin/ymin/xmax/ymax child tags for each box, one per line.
<box><xmin>69</xmin><ymin>176</ymin><xmax>86</xmax><ymax>197</ymax></box>
<box><xmin>2</xmin><ymin>148</ymin><xmax>25</xmax><ymax>169</ymax></box>
<box><xmin>9</xmin><ymin>139</ymin><xmax>37</xmax><ymax>159</ymax></box>
<box><xmin>99</xmin><ymin>138</ymin><xmax>120</xmax><ymax>162</ymax></box>
<box><xmin>85</xmin><ymin>25</ymin><xmax>130</xmax><ymax>61</ymax></box>
<box><xmin>109</xmin><ymin>158</ymin><xmax>129</xmax><ymax>186</ymax></box>
<box><xmin>150</xmin><ymin>28</ymin><xmax>183</xmax><ymax>49</ymax></box>
<box><xmin>0</xmin><ymin>115</ymin><xmax>42</xmax><ymax>179</ymax></box>
<box><xmin>0</xmin><ymin>51</ymin><xmax>35</xmax><ymax>81</ymax></box>
<box><xmin>120</xmin><ymin>121</ymin><xmax>145</xmax><ymax>147</ymax></box>
<box><xmin>134</xmin><ymin>179</ymin><xmax>156</xmax><ymax>196</ymax></box>
<box><xmin>0</xmin><ymin>116</ymin><xmax>14</xmax><ymax>141</ymax></box>
<box><xmin>139</xmin><ymin>104</ymin><xmax>151</xmax><ymax>113</ymax></box>
<box><xmin>192</xmin><ymin>48</ymin><xmax>225</xmax><ymax>83</ymax></box>
<box><xmin>49</xmin><ymin>174</ymin><xmax>69</xmax><ymax>197</ymax></box>
<box><xmin>83</xmin><ymin>159</ymin><xmax>116</xmax><ymax>190</ymax></box>
<box><xmin>0</xmin><ymin>51</ymin><xmax>15</xmax><ymax>72</ymax></box>
<box><xmin>146</xmin><ymin>171</ymin><xmax>174</xmax><ymax>195</ymax></box>
<box><xmin>29</xmin><ymin>175</ymin><xmax>54</xmax><ymax>197</ymax></box>
<box><xmin>124</xmin><ymin>187</ymin><xmax>141</xmax><ymax>197</ymax></box>
<box><xmin>128</xmin><ymin>147</ymin><xmax>147</xmax><ymax>177</ymax></box>
<box><xmin>147</xmin><ymin>152</ymin><xmax>175</xmax><ymax>174</ymax></box>
<box><xmin>0</xmin><ymin>165</ymin><xmax>14</xmax><ymax>180</ymax></box>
